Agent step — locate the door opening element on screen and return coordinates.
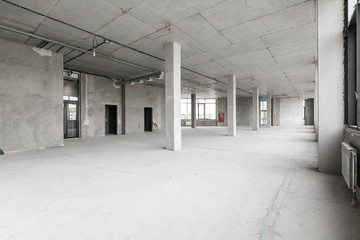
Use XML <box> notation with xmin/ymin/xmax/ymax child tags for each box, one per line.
<box><xmin>63</xmin><ymin>72</ymin><xmax>79</xmax><ymax>139</ymax></box>
<box><xmin>144</xmin><ymin>107</ymin><xmax>153</xmax><ymax>132</ymax></box>
<box><xmin>105</xmin><ymin>105</ymin><xmax>117</xmax><ymax>135</ymax></box>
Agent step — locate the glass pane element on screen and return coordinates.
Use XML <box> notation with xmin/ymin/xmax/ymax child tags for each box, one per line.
<box><xmin>260</xmin><ymin>111</ymin><xmax>267</xmax><ymax>125</ymax></box>
<box><xmin>199</xmin><ymin>104</ymin><xmax>205</xmax><ymax>119</ymax></box>
<box><xmin>205</xmin><ymin>104</ymin><xmax>216</xmax><ymax>119</ymax></box>
<box><xmin>206</xmin><ymin>99</ymin><xmax>216</xmax><ymax>104</ymax></box>
<box><xmin>181</xmin><ymin>102</ymin><xmax>188</xmax><ymax>119</ymax></box>
<box><xmin>260</xmin><ymin>101</ymin><xmax>267</xmax><ymax>110</ymax></box>
<box><xmin>348</xmin><ymin>0</ymin><xmax>357</xmax><ymax>22</ymax></box>
<box><xmin>181</xmin><ymin>99</ymin><xmax>188</xmax><ymax>104</ymax></box>
<box><xmin>67</xmin><ymin>104</ymin><xmax>77</xmax><ymax>120</ymax></box>
<box><xmin>198</xmin><ymin>99</ymin><xmax>205</xmax><ymax>103</ymax></box>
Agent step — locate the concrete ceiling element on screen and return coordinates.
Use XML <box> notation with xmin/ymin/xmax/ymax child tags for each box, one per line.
<box><xmin>0</xmin><ymin>0</ymin><xmax>317</xmax><ymax>98</ymax></box>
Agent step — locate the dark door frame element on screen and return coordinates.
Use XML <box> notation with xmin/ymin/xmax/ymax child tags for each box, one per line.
<box><xmin>105</xmin><ymin>105</ymin><xmax>118</xmax><ymax>135</ymax></box>
<box><xmin>64</xmin><ymin>100</ymin><xmax>79</xmax><ymax>139</ymax></box>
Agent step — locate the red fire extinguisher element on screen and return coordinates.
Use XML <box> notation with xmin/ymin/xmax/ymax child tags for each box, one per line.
<box><xmin>219</xmin><ymin>112</ymin><xmax>224</xmax><ymax>123</ymax></box>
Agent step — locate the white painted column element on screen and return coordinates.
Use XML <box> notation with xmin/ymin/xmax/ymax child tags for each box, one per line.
<box><xmin>191</xmin><ymin>93</ymin><xmax>196</xmax><ymax>128</ymax></box>
<box><xmin>165</xmin><ymin>42</ymin><xmax>181</xmax><ymax>150</ymax></box>
<box><xmin>317</xmin><ymin>0</ymin><xmax>344</xmax><ymax>174</ymax></box>
<box><xmin>227</xmin><ymin>74</ymin><xmax>236</xmax><ymax>136</ymax></box>
<box><xmin>252</xmin><ymin>87</ymin><xmax>259</xmax><ymax>130</ymax></box>
<box><xmin>266</xmin><ymin>94</ymin><xmax>272</xmax><ymax>127</ymax></box>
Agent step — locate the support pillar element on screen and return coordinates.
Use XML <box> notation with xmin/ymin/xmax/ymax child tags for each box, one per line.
<box><xmin>252</xmin><ymin>87</ymin><xmax>259</xmax><ymax>130</ymax></box>
<box><xmin>266</xmin><ymin>94</ymin><xmax>272</xmax><ymax>127</ymax></box>
<box><xmin>317</xmin><ymin>0</ymin><xmax>344</xmax><ymax>174</ymax></box>
<box><xmin>165</xmin><ymin>42</ymin><xmax>181</xmax><ymax>150</ymax></box>
<box><xmin>227</xmin><ymin>74</ymin><xmax>236</xmax><ymax>136</ymax></box>
<box><xmin>191</xmin><ymin>94</ymin><xmax>196</xmax><ymax>128</ymax></box>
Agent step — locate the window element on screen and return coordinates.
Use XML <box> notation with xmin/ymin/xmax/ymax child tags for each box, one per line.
<box><xmin>181</xmin><ymin>99</ymin><xmax>191</xmax><ymax>119</ymax></box>
<box><xmin>181</xmin><ymin>98</ymin><xmax>217</xmax><ymax>120</ymax></box>
<box><xmin>345</xmin><ymin>2</ymin><xmax>358</xmax><ymax>127</ymax></box>
<box><xmin>260</xmin><ymin>99</ymin><xmax>267</xmax><ymax>125</ymax></box>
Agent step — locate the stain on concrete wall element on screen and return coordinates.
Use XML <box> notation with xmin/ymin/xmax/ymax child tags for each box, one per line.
<box><xmin>0</xmin><ymin>38</ymin><xmax>63</xmax><ymax>152</ymax></box>
<box><xmin>80</xmin><ymin>74</ymin><xmax>122</xmax><ymax>137</ymax></box>
<box><xmin>125</xmin><ymin>84</ymin><xmax>165</xmax><ymax>134</ymax></box>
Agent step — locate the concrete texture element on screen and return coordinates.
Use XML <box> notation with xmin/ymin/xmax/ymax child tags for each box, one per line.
<box><xmin>252</xmin><ymin>87</ymin><xmax>259</xmax><ymax>130</ymax></box>
<box><xmin>0</xmin><ymin>38</ymin><xmax>63</xmax><ymax>152</ymax></box>
<box><xmin>1</xmin><ymin>126</ymin><xmax>359</xmax><ymax>240</ymax></box>
<box><xmin>317</xmin><ymin>0</ymin><xmax>344</xmax><ymax>174</ymax></box>
<box><xmin>165</xmin><ymin>42</ymin><xmax>181</xmax><ymax>150</ymax></box>
<box><xmin>80</xmin><ymin>74</ymin><xmax>122</xmax><ymax>137</ymax></box>
<box><xmin>267</xmin><ymin>95</ymin><xmax>272</xmax><ymax>127</ymax></box>
<box><xmin>0</xmin><ymin>0</ymin><xmax>317</xmax><ymax>98</ymax></box>
<box><xmin>227</xmin><ymin>74</ymin><xmax>236</xmax><ymax>136</ymax></box>
<box><xmin>305</xmin><ymin>99</ymin><xmax>314</xmax><ymax>125</ymax></box>
<box><xmin>236</xmin><ymin>97</ymin><xmax>252</xmax><ymax>126</ymax></box>
<box><xmin>125</xmin><ymin>84</ymin><xmax>165</xmax><ymax>134</ymax></box>
<box><xmin>279</xmin><ymin>98</ymin><xmax>304</xmax><ymax>126</ymax></box>
<box><xmin>273</xmin><ymin>98</ymin><xmax>281</xmax><ymax>126</ymax></box>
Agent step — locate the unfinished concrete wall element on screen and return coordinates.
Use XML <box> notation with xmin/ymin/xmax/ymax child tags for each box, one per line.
<box><xmin>0</xmin><ymin>38</ymin><xmax>63</xmax><ymax>152</ymax></box>
<box><xmin>125</xmin><ymin>84</ymin><xmax>165</xmax><ymax>134</ymax></box>
<box><xmin>279</xmin><ymin>98</ymin><xmax>304</xmax><ymax>126</ymax></box>
<box><xmin>80</xmin><ymin>74</ymin><xmax>122</xmax><ymax>137</ymax></box>
<box><xmin>273</xmin><ymin>98</ymin><xmax>280</xmax><ymax>126</ymax></box>
<box><xmin>317</xmin><ymin>0</ymin><xmax>344</xmax><ymax>174</ymax></box>
<box><xmin>236</xmin><ymin>97</ymin><xmax>252</xmax><ymax>126</ymax></box>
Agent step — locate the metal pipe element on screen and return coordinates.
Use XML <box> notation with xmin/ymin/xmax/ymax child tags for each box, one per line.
<box><xmin>64</xmin><ymin>42</ymin><xmax>106</xmax><ymax>64</ymax></box>
<box><xmin>0</xmin><ymin>0</ymin><xmax>253</xmax><ymax>95</ymax></box>
<box><xmin>0</xmin><ymin>24</ymin><xmax>158</xmax><ymax>72</ymax></box>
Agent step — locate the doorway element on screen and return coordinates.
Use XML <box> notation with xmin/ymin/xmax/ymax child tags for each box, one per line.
<box><xmin>63</xmin><ymin>73</ymin><xmax>79</xmax><ymax>139</ymax></box>
<box><xmin>105</xmin><ymin>105</ymin><xmax>117</xmax><ymax>135</ymax></box>
<box><xmin>64</xmin><ymin>101</ymin><xmax>79</xmax><ymax>138</ymax></box>
<box><xmin>144</xmin><ymin>107</ymin><xmax>153</xmax><ymax>132</ymax></box>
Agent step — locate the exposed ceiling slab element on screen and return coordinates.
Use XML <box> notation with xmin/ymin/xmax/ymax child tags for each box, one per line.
<box><xmin>0</xmin><ymin>0</ymin><xmax>318</xmax><ymax>98</ymax></box>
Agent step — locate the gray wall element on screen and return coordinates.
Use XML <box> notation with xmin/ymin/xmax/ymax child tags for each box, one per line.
<box><xmin>279</xmin><ymin>98</ymin><xmax>304</xmax><ymax>126</ymax></box>
<box><xmin>272</xmin><ymin>98</ymin><xmax>280</xmax><ymax>126</ymax></box>
<box><xmin>80</xmin><ymin>74</ymin><xmax>122</xmax><ymax>137</ymax></box>
<box><xmin>237</xmin><ymin>97</ymin><xmax>252</xmax><ymax>126</ymax></box>
<box><xmin>125</xmin><ymin>84</ymin><xmax>165</xmax><ymax>134</ymax></box>
<box><xmin>0</xmin><ymin>38</ymin><xmax>63</xmax><ymax>152</ymax></box>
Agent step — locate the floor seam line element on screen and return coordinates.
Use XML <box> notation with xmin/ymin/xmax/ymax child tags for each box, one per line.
<box><xmin>261</xmin><ymin>165</ymin><xmax>295</xmax><ymax>240</ymax></box>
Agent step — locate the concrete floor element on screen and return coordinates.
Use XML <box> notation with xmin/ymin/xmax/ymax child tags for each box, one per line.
<box><xmin>1</xmin><ymin>126</ymin><xmax>359</xmax><ymax>240</ymax></box>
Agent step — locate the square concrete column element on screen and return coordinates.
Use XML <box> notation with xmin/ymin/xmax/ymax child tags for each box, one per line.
<box><xmin>227</xmin><ymin>74</ymin><xmax>236</xmax><ymax>136</ymax></box>
<box><xmin>266</xmin><ymin>94</ymin><xmax>272</xmax><ymax>127</ymax></box>
<box><xmin>317</xmin><ymin>0</ymin><xmax>344</xmax><ymax>174</ymax></box>
<box><xmin>165</xmin><ymin>42</ymin><xmax>181</xmax><ymax>150</ymax></box>
<box><xmin>191</xmin><ymin>94</ymin><xmax>196</xmax><ymax>128</ymax></box>
<box><xmin>252</xmin><ymin>87</ymin><xmax>259</xmax><ymax>130</ymax></box>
